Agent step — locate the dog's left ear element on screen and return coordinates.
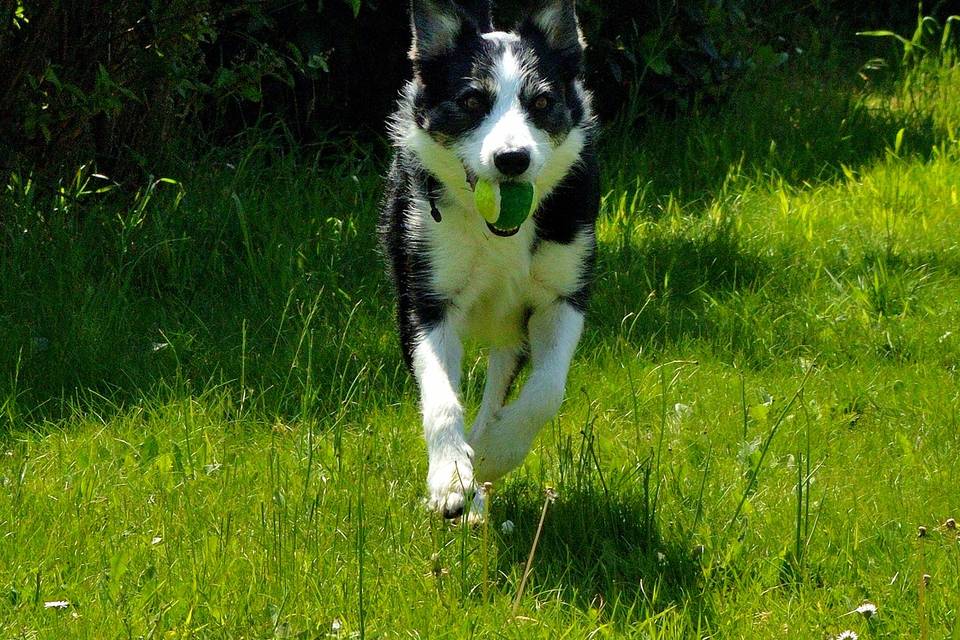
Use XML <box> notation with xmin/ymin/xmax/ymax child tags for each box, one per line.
<box><xmin>458</xmin><ymin>0</ymin><xmax>494</xmax><ymax>31</ymax></box>
<box><xmin>520</xmin><ymin>0</ymin><xmax>585</xmax><ymax>62</ymax></box>
<box><xmin>410</xmin><ymin>0</ymin><xmax>493</xmax><ymax>62</ymax></box>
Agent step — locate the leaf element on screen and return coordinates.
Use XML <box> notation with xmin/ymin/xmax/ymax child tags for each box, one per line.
<box><xmin>856</xmin><ymin>30</ymin><xmax>911</xmax><ymax>45</ymax></box>
<box><xmin>109</xmin><ymin>547</ymin><xmax>131</xmax><ymax>601</ymax></box>
<box><xmin>646</xmin><ymin>54</ymin><xmax>672</xmax><ymax>76</ymax></box>
<box><xmin>748</xmin><ymin>403</ymin><xmax>770</xmax><ymax>423</ymax></box>
<box><xmin>212</xmin><ymin>67</ymin><xmax>237</xmax><ymax>89</ymax></box>
<box><xmin>139</xmin><ymin>434</ymin><xmax>159</xmax><ymax>467</ymax></box>
<box><xmin>307</xmin><ymin>53</ymin><xmax>330</xmax><ymax>73</ymax></box>
<box><xmin>240</xmin><ymin>83</ymin><xmax>262</xmax><ymax>103</ymax></box>
<box><xmin>43</xmin><ymin>66</ymin><xmax>62</xmax><ymax>89</ymax></box>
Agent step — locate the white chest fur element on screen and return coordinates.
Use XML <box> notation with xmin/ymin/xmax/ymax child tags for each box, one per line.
<box><xmin>409</xmin><ymin>196</ymin><xmax>591</xmax><ymax>348</ymax></box>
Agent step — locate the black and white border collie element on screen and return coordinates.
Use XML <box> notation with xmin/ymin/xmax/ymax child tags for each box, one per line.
<box><xmin>379</xmin><ymin>0</ymin><xmax>599</xmax><ymax>519</ymax></box>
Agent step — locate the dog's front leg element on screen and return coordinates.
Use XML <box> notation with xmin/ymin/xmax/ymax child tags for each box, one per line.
<box><xmin>470</xmin><ymin>301</ymin><xmax>584</xmax><ymax>482</ymax></box>
<box><xmin>412</xmin><ymin>320</ymin><xmax>477</xmax><ymax>518</ymax></box>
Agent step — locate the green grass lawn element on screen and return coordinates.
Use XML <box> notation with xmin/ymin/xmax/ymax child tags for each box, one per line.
<box><xmin>2</xmin><ymin>53</ymin><xmax>960</xmax><ymax>639</ymax></box>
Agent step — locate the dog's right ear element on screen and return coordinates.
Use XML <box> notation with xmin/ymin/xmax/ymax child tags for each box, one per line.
<box><xmin>518</xmin><ymin>0</ymin><xmax>584</xmax><ymax>79</ymax></box>
<box><xmin>409</xmin><ymin>0</ymin><xmax>492</xmax><ymax>62</ymax></box>
<box><xmin>521</xmin><ymin>0</ymin><xmax>584</xmax><ymax>54</ymax></box>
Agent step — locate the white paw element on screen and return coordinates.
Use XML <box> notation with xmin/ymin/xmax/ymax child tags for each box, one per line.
<box><xmin>426</xmin><ymin>452</ymin><xmax>476</xmax><ymax>519</ymax></box>
<box><xmin>464</xmin><ymin>484</ymin><xmax>487</xmax><ymax>524</ymax></box>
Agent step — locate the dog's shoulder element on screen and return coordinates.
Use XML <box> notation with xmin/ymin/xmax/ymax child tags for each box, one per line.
<box><xmin>533</xmin><ymin>133</ymin><xmax>600</xmax><ymax>246</ymax></box>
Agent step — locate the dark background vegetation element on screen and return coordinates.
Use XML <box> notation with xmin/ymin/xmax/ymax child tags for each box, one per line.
<box><xmin>2</xmin><ymin>0</ymin><xmax>958</xmax><ymax>416</ymax></box>
<box><xmin>0</xmin><ymin>0</ymin><xmax>940</xmax><ymax>181</ymax></box>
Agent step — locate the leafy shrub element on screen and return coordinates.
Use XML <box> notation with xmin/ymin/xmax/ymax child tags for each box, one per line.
<box><xmin>859</xmin><ymin>9</ymin><xmax>960</xmax><ymax>68</ymax></box>
<box><xmin>0</xmin><ymin>0</ymin><xmax>931</xmax><ymax>180</ymax></box>
<box><xmin>2</xmin><ymin>1</ymin><xmax>214</xmax><ymax>178</ymax></box>
<box><xmin>0</xmin><ymin>0</ymin><xmax>372</xmax><ymax>179</ymax></box>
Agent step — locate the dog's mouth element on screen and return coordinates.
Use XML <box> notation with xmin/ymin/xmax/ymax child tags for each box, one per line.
<box><xmin>463</xmin><ymin>167</ymin><xmax>523</xmax><ymax>238</ymax></box>
<box><xmin>486</xmin><ymin>223</ymin><xmax>520</xmax><ymax>237</ymax></box>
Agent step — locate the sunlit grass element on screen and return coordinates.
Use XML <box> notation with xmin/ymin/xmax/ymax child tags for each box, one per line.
<box><xmin>2</xmin><ymin>57</ymin><xmax>959</xmax><ymax>638</ymax></box>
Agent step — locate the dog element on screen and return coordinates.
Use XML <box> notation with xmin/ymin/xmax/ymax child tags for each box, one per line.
<box><xmin>379</xmin><ymin>0</ymin><xmax>599</xmax><ymax>519</ymax></box>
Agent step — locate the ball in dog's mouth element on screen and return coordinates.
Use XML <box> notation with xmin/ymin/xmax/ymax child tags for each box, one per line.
<box><xmin>487</xmin><ymin>222</ymin><xmax>520</xmax><ymax>237</ymax></box>
<box><xmin>472</xmin><ymin>179</ymin><xmax>536</xmax><ymax>237</ymax></box>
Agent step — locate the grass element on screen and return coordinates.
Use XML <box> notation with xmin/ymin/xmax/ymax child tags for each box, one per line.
<box><xmin>2</xmin><ymin>49</ymin><xmax>960</xmax><ymax>638</ymax></box>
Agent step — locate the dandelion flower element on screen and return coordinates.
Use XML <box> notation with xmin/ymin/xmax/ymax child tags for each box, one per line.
<box><xmin>835</xmin><ymin>632</ymin><xmax>858</xmax><ymax>640</ymax></box>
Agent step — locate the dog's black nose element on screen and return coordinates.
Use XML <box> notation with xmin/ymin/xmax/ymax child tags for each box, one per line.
<box><xmin>494</xmin><ymin>148</ymin><xmax>531</xmax><ymax>177</ymax></box>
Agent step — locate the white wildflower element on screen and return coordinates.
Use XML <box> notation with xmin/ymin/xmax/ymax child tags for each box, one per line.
<box><xmin>500</xmin><ymin>520</ymin><xmax>515</xmax><ymax>535</ymax></box>
<box><xmin>836</xmin><ymin>631</ymin><xmax>858</xmax><ymax>640</ymax></box>
<box><xmin>855</xmin><ymin>602</ymin><xmax>877</xmax><ymax>618</ymax></box>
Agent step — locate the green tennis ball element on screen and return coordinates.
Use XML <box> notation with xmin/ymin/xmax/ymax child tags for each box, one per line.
<box><xmin>474</xmin><ymin>180</ymin><xmax>500</xmax><ymax>224</ymax></box>
<box><xmin>473</xmin><ymin>181</ymin><xmax>536</xmax><ymax>232</ymax></box>
<box><xmin>497</xmin><ymin>182</ymin><xmax>535</xmax><ymax>230</ymax></box>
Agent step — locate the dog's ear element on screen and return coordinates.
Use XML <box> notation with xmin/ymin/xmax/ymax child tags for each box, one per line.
<box><xmin>458</xmin><ymin>0</ymin><xmax>494</xmax><ymax>31</ymax></box>
<box><xmin>519</xmin><ymin>0</ymin><xmax>585</xmax><ymax>62</ymax></box>
<box><xmin>409</xmin><ymin>0</ymin><xmax>492</xmax><ymax>62</ymax></box>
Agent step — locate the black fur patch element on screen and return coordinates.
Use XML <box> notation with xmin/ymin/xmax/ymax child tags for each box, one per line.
<box><xmin>378</xmin><ymin>155</ymin><xmax>450</xmax><ymax>368</ymax></box>
<box><xmin>413</xmin><ymin>34</ymin><xmax>499</xmax><ymax>138</ymax></box>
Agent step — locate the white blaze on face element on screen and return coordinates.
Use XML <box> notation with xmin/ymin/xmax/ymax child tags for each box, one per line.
<box><xmin>459</xmin><ymin>35</ymin><xmax>549</xmax><ymax>183</ymax></box>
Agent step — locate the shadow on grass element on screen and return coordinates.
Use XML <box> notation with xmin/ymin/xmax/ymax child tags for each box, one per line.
<box><xmin>490</xmin><ymin>475</ymin><xmax>710</xmax><ymax>630</ymax></box>
<box><xmin>482</xmin><ymin>420</ymin><xmax>711</xmax><ymax>628</ymax></box>
<box><xmin>588</xmin><ymin>217</ymin><xmax>777</xmax><ymax>363</ymax></box>
<box><xmin>604</xmin><ymin>63</ymin><xmax>943</xmax><ymax>206</ymax></box>
<box><xmin>587</xmin><ymin>63</ymin><xmax>944</xmax><ymax>363</ymax></box>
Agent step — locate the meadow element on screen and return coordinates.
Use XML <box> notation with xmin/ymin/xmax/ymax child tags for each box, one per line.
<box><xmin>2</xmin><ymin>45</ymin><xmax>959</xmax><ymax>639</ymax></box>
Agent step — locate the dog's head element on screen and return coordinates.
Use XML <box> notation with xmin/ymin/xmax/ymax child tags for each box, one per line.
<box><xmin>400</xmin><ymin>0</ymin><xmax>592</xmax><ymax>208</ymax></box>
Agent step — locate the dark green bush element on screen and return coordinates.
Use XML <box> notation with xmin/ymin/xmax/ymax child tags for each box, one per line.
<box><xmin>2</xmin><ymin>1</ymin><xmax>215</xmax><ymax>178</ymax></box>
<box><xmin>0</xmin><ymin>1</ymin><xmax>930</xmax><ymax>180</ymax></box>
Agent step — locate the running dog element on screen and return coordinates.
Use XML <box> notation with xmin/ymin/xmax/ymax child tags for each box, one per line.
<box><xmin>379</xmin><ymin>0</ymin><xmax>599</xmax><ymax>519</ymax></box>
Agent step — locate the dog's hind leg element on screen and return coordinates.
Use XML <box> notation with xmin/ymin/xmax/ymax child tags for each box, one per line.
<box><xmin>469</xmin><ymin>346</ymin><xmax>523</xmax><ymax>442</ymax></box>
<box><xmin>412</xmin><ymin>320</ymin><xmax>477</xmax><ymax>519</ymax></box>
<box><xmin>470</xmin><ymin>302</ymin><xmax>584</xmax><ymax>482</ymax></box>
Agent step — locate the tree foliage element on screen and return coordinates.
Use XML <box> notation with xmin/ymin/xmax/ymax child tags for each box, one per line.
<box><xmin>0</xmin><ymin>1</ymin><xmax>935</xmax><ymax>179</ymax></box>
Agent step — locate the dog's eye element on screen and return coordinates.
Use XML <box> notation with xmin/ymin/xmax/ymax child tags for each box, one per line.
<box><xmin>532</xmin><ymin>94</ymin><xmax>553</xmax><ymax>111</ymax></box>
<box><xmin>458</xmin><ymin>91</ymin><xmax>486</xmax><ymax>112</ymax></box>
